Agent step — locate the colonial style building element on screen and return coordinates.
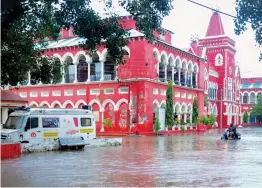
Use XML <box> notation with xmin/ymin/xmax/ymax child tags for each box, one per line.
<box><xmin>240</xmin><ymin>77</ymin><xmax>262</xmax><ymax>123</ymax></box>
<box><xmin>9</xmin><ymin>11</ymin><xmax>244</xmax><ymax>134</ymax></box>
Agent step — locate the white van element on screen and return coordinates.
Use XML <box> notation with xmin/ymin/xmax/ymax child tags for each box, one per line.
<box><xmin>1</xmin><ymin>106</ymin><xmax>96</xmax><ymax>149</ymax></box>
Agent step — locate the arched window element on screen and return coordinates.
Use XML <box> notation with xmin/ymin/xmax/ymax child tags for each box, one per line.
<box><xmin>250</xmin><ymin>92</ymin><xmax>256</xmax><ymax>104</ymax></box>
<box><xmin>243</xmin><ymin>93</ymin><xmax>249</xmax><ymax>104</ymax></box>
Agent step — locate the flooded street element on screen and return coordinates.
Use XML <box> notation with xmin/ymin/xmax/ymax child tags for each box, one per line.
<box><xmin>2</xmin><ymin>127</ymin><xmax>262</xmax><ymax>187</ymax></box>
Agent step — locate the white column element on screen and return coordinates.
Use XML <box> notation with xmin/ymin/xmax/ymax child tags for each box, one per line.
<box><xmin>87</xmin><ymin>63</ymin><xmax>91</xmax><ymax>82</ymax></box>
<box><xmin>100</xmin><ymin>60</ymin><xmax>104</xmax><ymax>81</ymax></box>
<box><xmin>164</xmin><ymin>65</ymin><xmax>167</xmax><ymax>82</ymax></box>
<box><xmin>27</xmin><ymin>71</ymin><xmax>31</xmax><ymax>85</ymax></box>
<box><xmin>185</xmin><ymin>71</ymin><xmax>188</xmax><ymax>86</ymax></box>
<box><xmin>195</xmin><ymin>73</ymin><xmax>198</xmax><ymax>88</ymax></box>
<box><xmin>61</xmin><ymin>63</ymin><xmax>65</xmax><ymax>84</ymax></box>
<box><xmin>115</xmin><ymin>65</ymin><xmax>119</xmax><ymax>80</ymax></box>
<box><xmin>183</xmin><ymin>113</ymin><xmax>187</xmax><ymax>123</ymax></box>
<box><xmin>190</xmin><ymin>113</ymin><xmax>192</xmax><ymax>123</ymax></box>
<box><xmin>178</xmin><ymin>69</ymin><xmax>181</xmax><ymax>85</ymax></box>
<box><xmin>190</xmin><ymin>72</ymin><xmax>193</xmax><ymax>87</ymax></box>
<box><xmin>171</xmin><ymin>67</ymin><xmax>174</xmax><ymax>83</ymax></box>
<box><xmin>100</xmin><ymin>110</ymin><xmax>104</xmax><ymax>132</ymax></box>
<box><xmin>74</xmin><ymin>63</ymin><xmax>78</xmax><ymax>83</ymax></box>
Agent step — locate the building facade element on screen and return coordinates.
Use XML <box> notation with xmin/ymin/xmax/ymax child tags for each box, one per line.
<box><xmin>9</xmin><ymin>11</ymin><xmax>244</xmax><ymax>134</ymax></box>
<box><xmin>240</xmin><ymin>77</ymin><xmax>262</xmax><ymax>123</ymax></box>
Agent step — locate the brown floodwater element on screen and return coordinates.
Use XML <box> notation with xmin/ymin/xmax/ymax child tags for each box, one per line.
<box><xmin>2</xmin><ymin>127</ymin><xmax>262</xmax><ymax>187</ymax></box>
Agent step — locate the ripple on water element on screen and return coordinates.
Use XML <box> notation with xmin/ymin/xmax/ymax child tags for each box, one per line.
<box><xmin>2</xmin><ymin>127</ymin><xmax>262</xmax><ymax>187</ymax></box>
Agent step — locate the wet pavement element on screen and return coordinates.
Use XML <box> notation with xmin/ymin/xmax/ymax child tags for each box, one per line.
<box><xmin>2</xmin><ymin>127</ymin><xmax>262</xmax><ymax>187</ymax></box>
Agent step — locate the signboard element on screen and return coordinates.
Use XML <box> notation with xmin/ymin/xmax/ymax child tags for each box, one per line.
<box><xmin>42</xmin><ymin>118</ymin><xmax>59</xmax><ymax>128</ymax></box>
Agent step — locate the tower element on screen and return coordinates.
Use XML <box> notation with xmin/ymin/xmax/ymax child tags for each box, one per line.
<box><xmin>198</xmin><ymin>11</ymin><xmax>238</xmax><ymax>128</ymax></box>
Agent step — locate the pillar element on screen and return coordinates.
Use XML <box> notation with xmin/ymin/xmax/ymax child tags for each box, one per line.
<box><xmin>27</xmin><ymin>71</ymin><xmax>31</xmax><ymax>85</ymax></box>
<box><xmin>164</xmin><ymin>65</ymin><xmax>167</xmax><ymax>82</ymax></box>
<box><xmin>185</xmin><ymin>71</ymin><xmax>188</xmax><ymax>86</ymax></box>
<box><xmin>74</xmin><ymin>63</ymin><xmax>78</xmax><ymax>83</ymax></box>
<box><xmin>115</xmin><ymin>65</ymin><xmax>119</xmax><ymax>80</ymax></box>
<box><xmin>100</xmin><ymin>110</ymin><xmax>104</xmax><ymax>132</ymax></box>
<box><xmin>87</xmin><ymin>62</ymin><xmax>91</xmax><ymax>82</ymax></box>
<box><xmin>178</xmin><ymin>69</ymin><xmax>181</xmax><ymax>85</ymax></box>
<box><xmin>61</xmin><ymin>63</ymin><xmax>65</xmax><ymax>84</ymax></box>
<box><xmin>171</xmin><ymin>67</ymin><xmax>174</xmax><ymax>82</ymax></box>
<box><xmin>100</xmin><ymin>60</ymin><xmax>105</xmax><ymax>81</ymax></box>
<box><xmin>190</xmin><ymin>72</ymin><xmax>193</xmax><ymax>87</ymax></box>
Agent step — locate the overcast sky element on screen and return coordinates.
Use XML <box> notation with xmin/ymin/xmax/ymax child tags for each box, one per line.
<box><xmin>91</xmin><ymin>0</ymin><xmax>262</xmax><ymax>78</ymax></box>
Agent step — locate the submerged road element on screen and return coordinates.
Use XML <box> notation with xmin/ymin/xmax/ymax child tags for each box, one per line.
<box><xmin>2</xmin><ymin>127</ymin><xmax>262</xmax><ymax>187</ymax></box>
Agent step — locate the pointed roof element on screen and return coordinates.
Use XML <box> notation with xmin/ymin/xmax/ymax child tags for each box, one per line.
<box><xmin>205</xmin><ymin>11</ymin><xmax>225</xmax><ymax>37</ymax></box>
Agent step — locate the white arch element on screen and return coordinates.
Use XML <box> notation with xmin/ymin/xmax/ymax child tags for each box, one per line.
<box><xmin>62</xmin><ymin>100</ymin><xmax>75</xmax><ymax>108</ymax></box>
<box><xmin>160</xmin><ymin>100</ymin><xmax>166</xmax><ymax>108</ymax></box>
<box><xmin>101</xmin><ymin>99</ymin><xmax>116</xmax><ymax>111</ymax></box>
<box><xmin>193</xmin><ymin>63</ymin><xmax>199</xmax><ymax>72</ymax></box>
<box><xmin>188</xmin><ymin>60</ymin><xmax>193</xmax><ymax>71</ymax></box>
<box><xmin>181</xmin><ymin>103</ymin><xmax>187</xmax><ymax>113</ymax></box>
<box><xmin>212</xmin><ymin>104</ymin><xmax>218</xmax><ymax>116</ymax></box>
<box><xmin>101</xmin><ymin>48</ymin><xmax>108</xmax><ymax>60</ymax></box>
<box><xmin>153</xmin><ymin>48</ymin><xmax>161</xmax><ymax>62</ymax></box>
<box><xmin>50</xmin><ymin>100</ymin><xmax>62</xmax><ymax>108</ymax></box>
<box><xmin>116</xmin><ymin>98</ymin><xmax>128</xmax><ymax>110</ymax></box>
<box><xmin>160</xmin><ymin>51</ymin><xmax>168</xmax><ymax>65</ymax></box>
<box><xmin>167</xmin><ymin>54</ymin><xmax>175</xmax><ymax>67</ymax></box>
<box><xmin>75</xmin><ymin>51</ymin><xmax>88</xmax><ymax>63</ymax></box>
<box><xmin>187</xmin><ymin>103</ymin><xmax>192</xmax><ymax>113</ymax></box>
<box><xmin>39</xmin><ymin>101</ymin><xmax>50</xmax><ymax>108</ymax></box>
<box><xmin>88</xmin><ymin>99</ymin><xmax>102</xmax><ymax>110</ymax></box>
<box><xmin>174</xmin><ymin>102</ymin><xmax>181</xmax><ymax>113</ymax></box>
<box><xmin>122</xmin><ymin>46</ymin><xmax>131</xmax><ymax>57</ymax></box>
<box><xmin>74</xmin><ymin>99</ymin><xmax>87</xmax><ymax>108</ymax></box>
<box><xmin>29</xmin><ymin>101</ymin><xmax>39</xmax><ymax>107</ymax></box>
<box><xmin>153</xmin><ymin>99</ymin><xmax>160</xmax><ymax>108</ymax></box>
<box><xmin>181</xmin><ymin>59</ymin><xmax>188</xmax><ymax>71</ymax></box>
<box><xmin>175</xmin><ymin>56</ymin><xmax>182</xmax><ymax>68</ymax></box>
<box><xmin>62</xmin><ymin>52</ymin><xmax>75</xmax><ymax>63</ymax></box>
<box><xmin>256</xmin><ymin>91</ymin><xmax>262</xmax><ymax>96</ymax></box>
<box><xmin>52</xmin><ymin>53</ymin><xmax>62</xmax><ymax>61</ymax></box>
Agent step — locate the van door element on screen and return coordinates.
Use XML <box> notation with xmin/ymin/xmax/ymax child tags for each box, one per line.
<box><xmin>23</xmin><ymin>117</ymin><xmax>42</xmax><ymax>144</ymax></box>
<box><xmin>79</xmin><ymin>117</ymin><xmax>95</xmax><ymax>139</ymax></box>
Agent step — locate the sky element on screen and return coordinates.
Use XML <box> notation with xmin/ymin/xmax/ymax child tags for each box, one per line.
<box><xmin>91</xmin><ymin>0</ymin><xmax>262</xmax><ymax>78</ymax></box>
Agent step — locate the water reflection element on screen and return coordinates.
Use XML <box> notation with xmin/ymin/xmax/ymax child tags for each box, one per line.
<box><xmin>2</xmin><ymin>127</ymin><xmax>262</xmax><ymax>187</ymax></box>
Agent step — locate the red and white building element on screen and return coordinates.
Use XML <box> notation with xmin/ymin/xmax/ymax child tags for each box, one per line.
<box><xmin>9</xmin><ymin>11</ymin><xmax>246</xmax><ymax>134</ymax></box>
<box><xmin>240</xmin><ymin>77</ymin><xmax>262</xmax><ymax>123</ymax></box>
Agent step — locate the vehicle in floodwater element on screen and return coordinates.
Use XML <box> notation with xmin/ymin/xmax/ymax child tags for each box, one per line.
<box><xmin>221</xmin><ymin>128</ymin><xmax>241</xmax><ymax>140</ymax></box>
<box><xmin>1</xmin><ymin>106</ymin><xmax>96</xmax><ymax>149</ymax></box>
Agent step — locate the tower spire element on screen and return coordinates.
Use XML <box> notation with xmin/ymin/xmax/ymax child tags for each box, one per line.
<box><xmin>205</xmin><ymin>11</ymin><xmax>225</xmax><ymax>37</ymax></box>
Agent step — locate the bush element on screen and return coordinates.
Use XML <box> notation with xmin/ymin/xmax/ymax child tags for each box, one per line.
<box><xmin>192</xmin><ymin>96</ymin><xmax>199</xmax><ymax>124</ymax></box>
<box><xmin>243</xmin><ymin>110</ymin><xmax>249</xmax><ymax>123</ymax></box>
<box><xmin>208</xmin><ymin>114</ymin><xmax>216</xmax><ymax>126</ymax></box>
<box><xmin>154</xmin><ymin>117</ymin><xmax>161</xmax><ymax>136</ymax></box>
<box><xmin>103</xmin><ymin>118</ymin><xmax>113</xmax><ymax>128</ymax></box>
<box><xmin>199</xmin><ymin>115</ymin><xmax>209</xmax><ymax>125</ymax></box>
<box><xmin>180</xmin><ymin>125</ymin><xmax>186</xmax><ymax>133</ymax></box>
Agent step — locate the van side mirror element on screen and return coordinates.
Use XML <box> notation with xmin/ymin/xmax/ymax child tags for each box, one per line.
<box><xmin>24</xmin><ymin>127</ymin><xmax>28</xmax><ymax>132</ymax></box>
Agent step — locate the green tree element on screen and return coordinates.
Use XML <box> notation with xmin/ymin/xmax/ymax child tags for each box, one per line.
<box><xmin>243</xmin><ymin>110</ymin><xmax>249</xmax><ymax>123</ymax></box>
<box><xmin>1</xmin><ymin>0</ymin><xmax>173</xmax><ymax>87</ymax></box>
<box><xmin>251</xmin><ymin>96</ymin><xmax>262</xmax><ymax>122</ymax></box>
<box><xmin>192</xmin><ymin>96</ymin><xmax>199</xmax><ymax>124</ymax></box>
<box><xmin>235</xmin><ymin>0</ymin><xmax>262</xmax><ymax>61</ymax></box>
<box><xmin>154</xmin><ymin>117</ymin><xmax>161</xmax><ymax>136</ymax></box>
<box><xmin>165</xmin><ymin>80</ymin><xmax>174</xmax><ymax>128</ymax></box>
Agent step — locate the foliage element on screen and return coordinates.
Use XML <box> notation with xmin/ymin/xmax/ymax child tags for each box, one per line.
<box><xmin>154</xmin><ymin>117</ymin><xmax>161</xmax><ymax>136</ymax></box>
<box><xmin>180</xmin><ymin>125</ymin><xmax>186</xmax><ymax>133</ymax></box>
<box><xmin>243</xmin><ymin>110</ymin><xmax>249</xmax><ymax>123</ymax></box>
<box><xmin>165</xmin><ymin>80</ymin><xmax>174</xmax><ymax>127</ymax></box>
<box><xmin>234</xmin><ymin>0</ymin><xmax>262</xmax><ymax>61</ymax></box>
<box><xmin>199</xmin><ymin>115</ymin><xmax>209</xmax><ymax>125</ymax></box>
<box><xmin>103</xmin><ymin>118</ymin><xmax>113</xmax><ymax>128</ymax></box>
<box><xmin>208</xmin><ymin>114</ymin><xmax>216</xmax><ymax>126</ymax></box>
<box><xmin>251</xmin><ymin>96</ymin><xmax>262</xmax><ymax>122</ymax></box>
<box><xmin>192</xmin><ymin>96</ymin><xmax>199</xmax><ymax>124</ymax></box>
<box><xmin>204</xmin><ymin>96</ymin><xmax>208</xmax><ymax>107</ymax></box>
<box><xmin>1</xmin><ymin>0</ymin><xmax>173</xmax><ymax>87</ymax></box>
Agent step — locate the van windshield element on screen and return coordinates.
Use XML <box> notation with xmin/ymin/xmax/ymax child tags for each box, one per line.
<box><xmin>3</xmin><ymin>116</ymin><xmax>25</xmax><ymax>129</ymax></box>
